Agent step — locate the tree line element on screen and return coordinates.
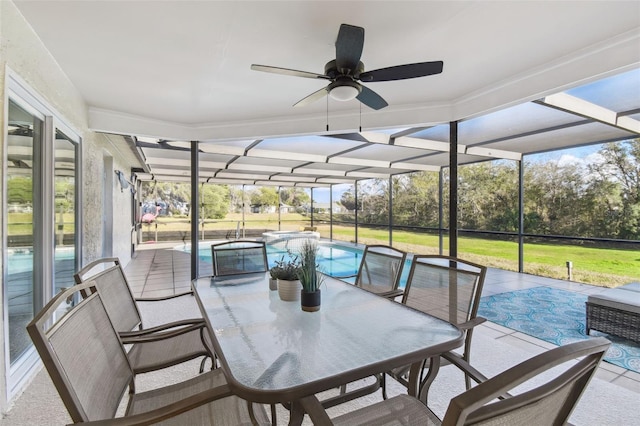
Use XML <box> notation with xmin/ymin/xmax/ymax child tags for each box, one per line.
<box><xmin>341</xmin><ymin>139</ymin><xmax>639</xmax><ymax>240</ymax></box>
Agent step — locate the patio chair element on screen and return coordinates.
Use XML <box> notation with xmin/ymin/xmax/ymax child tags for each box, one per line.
<box><xmin>27</xmin><ymin>282</ymin><xmax>269</xmax><ymax>425</ymax></box>
<box><xmin>383</xmin><ymin>255</ymin><xmax>487</xmax><ymax>398</ymax></box>
<box><xmin>211</xmin><ymin>240</ymin><xmax>268</xmax><ymax>276</ymax></box>
<box><xmin>337</xmin><ymin>244</ymin><xmax>407</xmax><ymax>299</ymax></box>
<box><xmin>74</xmin><ymin>257</ymin><xmax>212</xmax><ymax>374</ymax></box>
<box><xmin>299</xmin><ymin>337</ymin><xmax>611</xmax><ymax>425</ymax></box>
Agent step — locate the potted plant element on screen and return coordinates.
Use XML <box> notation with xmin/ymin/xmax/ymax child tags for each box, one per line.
<box><xmin>273</xmin><ymin>255</ymin><xmax>301</xmax><ymax>301</ymax></box>
<box><xmin>268</xmin><ymin>262</ymin><xmax>280</xmax><ymax>291</ymax></box>
<box><xmin>298</xmin><ymin>240</ymin><xmax>325</xmax><ymax>312</ymax></box>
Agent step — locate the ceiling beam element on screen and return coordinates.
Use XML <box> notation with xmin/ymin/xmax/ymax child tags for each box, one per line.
<box><xmin>538</xmin><ymin>93</ymin><xmax>640</xmax><ymax>134</ymax></box>
<box><xmin>394</xmin><ymin>136</ymin><xmax>466</xmax><ymax>153</ymax></box>
<box><xmin>465</xmin><ymin>146</ymin><xmax>522</xmax><ymax>161</ymax></box>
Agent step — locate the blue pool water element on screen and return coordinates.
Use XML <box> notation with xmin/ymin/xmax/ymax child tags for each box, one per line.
<box><xmin>8</xmin><ymin>247</ymin><xmax>75</xmax><ymax>275</ymax></box>
<box><xmin>191</xmin><ymin>241</ymin><xmax>411</xmax><ymax>287</ymax></box>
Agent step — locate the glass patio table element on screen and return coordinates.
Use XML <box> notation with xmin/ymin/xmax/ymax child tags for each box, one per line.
<box><xmin>192</xmin><ymin>272</ymin><xmax>463</xmax><ymax>424</ymax></box>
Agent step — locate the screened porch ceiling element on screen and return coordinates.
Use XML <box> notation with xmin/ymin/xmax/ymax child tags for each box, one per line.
<box><xmin>13</xmin><ymin>0</ymin><xmax>639</xmax><ymax>185</ymax></box>
<box><xmin>133</xmin><ymin>68</ymin><xmax>640</xmax><ymax>188</ymax></box>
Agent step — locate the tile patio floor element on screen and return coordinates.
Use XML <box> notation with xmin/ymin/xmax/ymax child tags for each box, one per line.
<box><xmin>4</xmin><ymin>241</ymin><xmax>639</xmax><ymax>424</ymax></box>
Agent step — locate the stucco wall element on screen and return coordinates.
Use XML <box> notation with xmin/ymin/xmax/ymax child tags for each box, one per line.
<box><xmin>0</xmin><ymin>0</ymin><xmax>136</xmax><ymax>410</ymax></box>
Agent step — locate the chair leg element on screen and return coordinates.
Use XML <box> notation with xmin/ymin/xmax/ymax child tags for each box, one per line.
<box><xmin>270</xmin><ymin>404</ymin><xmax>277</xmax><ymax>426</ymax></box>
<box><xmin>381</xmin><ymin>373</ymin><xmax>388</xmax><ymax>400</ymax></box>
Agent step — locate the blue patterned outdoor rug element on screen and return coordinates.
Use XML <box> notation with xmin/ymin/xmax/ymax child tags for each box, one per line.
<box><xmin>478</xmin><ymin>286</ymin><xmax>640</xmax><ymax>373</ymax></box>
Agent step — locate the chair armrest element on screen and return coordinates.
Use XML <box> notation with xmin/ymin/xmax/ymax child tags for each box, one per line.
<box><xmin>120</xmin><ymin>319</ymin><xmax>205</xmax><ymax>337</ymax></box>
<box><xmin>73</xmin><ymin>383</ymin><xmax>236</xmax><ymax>426</ymax></box>
<box><xmin>120</xmin><ymin>321</ymin><xmax>206</xmax><ymax>344</ymax></box>
<box><xmin>379</xmin><ymin>289</ymin><xmax>404</xmax><ymax>300</ymax></box>
<box><xmin>458</xmin><ymin>316</ymin><xmax>486</xmax><ymax>330</ymax></box>
<box><xmin>135</xmin><ymin>290</ymin><xmax>194</xmax><ymax>302</ymax></box>
<box><xmin>332</xmin><ymin>273</ymin><xmax>358</xmax><ymax>280</ymax></box>
<box><xmin>441</xmin><ymin>351</ymin><xmax>492</xmax><ymax>387</ymax></box>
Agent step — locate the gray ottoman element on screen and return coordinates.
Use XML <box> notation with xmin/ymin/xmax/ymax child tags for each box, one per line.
<box><xmin>586</xmin><ymin>282</ymin><xmax>640</xmax><ymax>343</ymax></box>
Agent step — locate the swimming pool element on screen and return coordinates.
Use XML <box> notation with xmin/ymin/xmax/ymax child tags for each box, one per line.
<box><xmin>188</xmin><ymin>241</ymin><xmax>411</xmax><ymax>287</ymax></box>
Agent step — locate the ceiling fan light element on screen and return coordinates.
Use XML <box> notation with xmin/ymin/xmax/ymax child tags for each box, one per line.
<box><xmin>329</xmin><ymin>85</ymin><xmax>359</xmax><ymax>101</ymax></box>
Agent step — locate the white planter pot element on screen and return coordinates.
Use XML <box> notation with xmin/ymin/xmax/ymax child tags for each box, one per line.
<box><xmin>278</xmin><ymin>279</ymin><xmax>301</xmax><ymax>301</ymax></box>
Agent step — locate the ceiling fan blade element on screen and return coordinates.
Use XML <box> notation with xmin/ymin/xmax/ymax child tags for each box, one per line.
<box><xmin>359</xmin><ymin>61</ymin><xmax>443</xmax><ymax>82</ymax></box>
<box><xmin>356</xmin><ymin>85</ymin><xmax>388</xmax><ymax>110</ymax></box>
<box><xmin>293</xmin><ymin>86</ymin><xmax>329</xmax><ymax>107</ymax></box>
<box><xmin>335</xmin><ymin>24</ymin><xmax>364</xmax><ymax>72</ymax></box>
<box><xmin>251</xmin><ymin>64</ymin><xmax>330</xmax><ymax>80</ymax></box>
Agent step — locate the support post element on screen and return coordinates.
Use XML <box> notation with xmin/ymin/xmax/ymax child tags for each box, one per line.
<box><xmin>438</xmin><ymin>168</ymin><xmax>444</xmax><ymax>255</ymax></box>
<box><xmin>190</xmin><ymin>140</ymin><xmax>199</xmax><ymax>280</ymax></box>
<box><xmin>389</xmin><ymin>176</ymin><xmax>393</xmax><ymax>246</ymax></box>
<box><xmin>518</xmin><ymin>159</ymin><xmax>525</xmax><ymax>272</ymax></box>
<box><xmin>354</xmin><ymin>181</ymin><xmax>359</xmax><ymax>244</ymax></box>
<box><xmin>449</xmin><ymin>121</ymin><xmax>458</xmax><ymax>258</ymax></box>
<box><xmin>310</xmin><ymin>187</ymin><xmax>315</xmax><ymax>228</ymax></box>
<box><xmin>329</xmin><ymin>184</ymin><xmax>333</xmax><ymax>241</ymax></box>
<box><xmin>278</xmin><ymin>186</ymin><xmax>282</xmax><ymax>231</ymax></box>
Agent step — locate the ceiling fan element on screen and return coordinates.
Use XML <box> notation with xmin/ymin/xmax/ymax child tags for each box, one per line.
<box><xmin>251</xmin><ymin>24</ymin><xmax>443</xmax><ymax>110</ymax></box>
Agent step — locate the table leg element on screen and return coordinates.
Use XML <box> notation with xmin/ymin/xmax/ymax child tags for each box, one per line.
<box><xmin>289</xmin><ymin>401</ymin><xmax>305</xmax><ymax>426</ymax></box>
<box><xmin>406</xmin><ymin>360</ymin><xmax>424</xmax><ymax>398</ymax></box>
<box><xmin>418</xmin><ymin>356</ymin><xmax>441</xmax><ymax>405</ymax></box>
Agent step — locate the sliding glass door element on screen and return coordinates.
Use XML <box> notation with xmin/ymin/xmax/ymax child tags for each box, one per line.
<box><xmin>6</xmin><ymin>99</ymin><xmax>42</xmax><ymax>365</ymax></box>
<box><xmin>4</xmin><ymin>79</ymin><xmax>81</xmax><ymax>399</ymax></box>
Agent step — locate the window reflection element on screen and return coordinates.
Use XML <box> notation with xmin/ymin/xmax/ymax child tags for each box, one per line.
<box><xmin>6</xmin><ymin>100</ymin><xmax>41</xmax><ymax>364</ymax></box>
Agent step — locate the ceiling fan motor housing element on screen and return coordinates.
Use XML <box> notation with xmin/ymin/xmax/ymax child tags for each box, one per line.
<box><xmin>324</xmin><ymin>59</ymin><xmax>365</xmax><ymax>79</ymax></box>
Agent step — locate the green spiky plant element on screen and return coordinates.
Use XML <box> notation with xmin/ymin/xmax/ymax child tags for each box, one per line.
<box><xmin>298</xmin><ymin>240</ymin><xmax>325</xmax><ymax>293</ymax></box>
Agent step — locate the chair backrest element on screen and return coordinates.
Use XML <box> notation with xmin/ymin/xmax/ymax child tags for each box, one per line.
<box><xmin>402</xmin><ymin>255</ymin><xmax>485</xmax><ymax>327</ymax></box>
<box><xmin>74</xmin><ymin>257</ymin><xmax>142</xmax><ymax>333</ymax></box>
<box><xmin>211</xmin><ymin>240</ymin><xmax>268</xmax><ymax>276</ymax></box>
<box><xmin>355</xmin><ymin>245</ymin><xmax>407</xmax><ymax>294</ymax></box>
<box><xmin>27</xmin><ymin>282</ymin><xmax>134</xmax><ymax>423</ymax></box>
<box><xmin>443</xmin><ymin>337</ymin><xmax>610</xmax><ymax>425</ymax></box>
<box><xmin>266</xmin><ymin>236</ymin><xmax>317</xmax><ymax>258</ymax></box>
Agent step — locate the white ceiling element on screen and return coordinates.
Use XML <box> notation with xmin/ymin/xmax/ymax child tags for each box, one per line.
<box><xmin>13</xmin><ymin>1</ymin><xmax>640</xmax><ymax>142</ymax></box>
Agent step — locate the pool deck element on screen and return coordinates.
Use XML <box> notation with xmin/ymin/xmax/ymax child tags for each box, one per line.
<box><xmin>4</xmin><ymin>241</ymin><xmax>639</xmax><ymax>424</ymax></box>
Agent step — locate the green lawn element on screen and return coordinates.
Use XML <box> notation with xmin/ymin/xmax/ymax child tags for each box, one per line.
<box><xmin>327</xmin><ymin>225</ymin><xmax>639</xmax><ymax>287</ymax></box>
<box><xmin>13</xmin><ymin>209</ymin><xmax>633</xmax><ymax>287</ymax></box>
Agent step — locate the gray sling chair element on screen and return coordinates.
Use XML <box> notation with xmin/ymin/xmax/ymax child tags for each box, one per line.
<box><xmin>27</xmin><ymin>282</ymin><xmax>270</xmax><ymax>425</ymax></box>
<box><xmin>332</xmin><ymin>245</ymin><xmax>407</xmax><ymax>402</ymax></box>
<box><xmin>382</xmin><ymin>255</ymin><xmax>487</xmax><ymax>399</ymax></box>
<box><xmin>336</xmin><ymin>244</ymin><xmax>407</xmax><ymax>300</ymax></box>
<box><xmin>298</xmin><ymin>337</ymin><xmax>611</xmax><ymax>425</ymax></box>
<box><xmin>211</xmin><ymin>240</ymin><xmax>269</xmax><ymax>276</ymax></box>
<box><xmin>74</xmin><ymin>257</ymin><xmax>213</xmax><ymax>374</ymax></box>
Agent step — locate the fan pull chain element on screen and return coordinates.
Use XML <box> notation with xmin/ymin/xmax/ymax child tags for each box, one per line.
<box><xmin>326</xmin><ymin>95</ymin><xmax>329</xmax><ymax>132</ymax></box>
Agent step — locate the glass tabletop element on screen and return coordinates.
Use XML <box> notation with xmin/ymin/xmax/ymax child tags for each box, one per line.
<box><xmin>192</xmin><ymin>272</ymin><xmax>463</xmax><ymax>403</ymax></box>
